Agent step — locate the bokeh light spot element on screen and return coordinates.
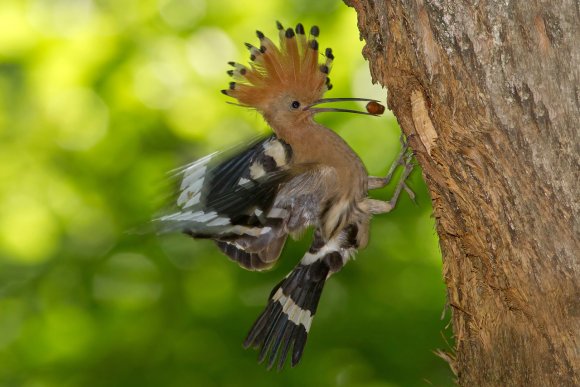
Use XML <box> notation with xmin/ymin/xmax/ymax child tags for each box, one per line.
<box><xmin>0</xmin><ymin>195</ymin><xmax>58</xmax><ymax>264</ymax></box>
<box><xmin>187</xmin><ymin>28</ymin><xmax>237</xmax><ymax>78</ymax></box>
<box><xmin>0</xmin><ymin>2</ymin><xmax>37</xmax><ymax>56</ymax></box>
<box><xmin>158</xmin><ymin>0</ymin><xmax>206</xmax><ymax>30</ymax></box>
<box><xmin>131</xmin><ymin>36</ymin><xmax>191</xmax><ymax>110</ymax></box>
<box><xmin>28</xmin><ymin>0</ymin><xmax>95</xmax><ymax>37</ymax></box>
<box><xmin>45</xmin><ymin>88</ymin><xmax>109</xmax><ymax>151</ymax></box>
<box><xmin>93</xmin><ymin>253</ymin><xmax>162</xmax><ymax>309</ymax></box>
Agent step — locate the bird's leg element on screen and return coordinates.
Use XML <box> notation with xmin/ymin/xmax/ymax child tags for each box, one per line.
<box><xmin>364</xmin><ymin>145</ymin><xmax>415</xmax><ymax>215</ymax></box>
<box><xmin>368</xmin><ymin>134</ymin><xmax>413</xmax><ymax>190</ymax></box>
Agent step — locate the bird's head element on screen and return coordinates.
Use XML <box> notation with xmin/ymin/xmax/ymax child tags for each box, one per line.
<box><xmin>222</xmin><ymin>22</ymin><xmax>383</xmax><ymax>128</ymax></box>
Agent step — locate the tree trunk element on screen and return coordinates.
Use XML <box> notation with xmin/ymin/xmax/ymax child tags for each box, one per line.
<box><xmin>345</xmin><ymin>0</ymin><xmax>579</xmax><ymax>385</ymax></box>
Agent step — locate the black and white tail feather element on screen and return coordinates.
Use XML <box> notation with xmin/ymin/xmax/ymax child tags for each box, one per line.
<box><xmin>244</xmin><ymin>227</ymin><xmax>357</xmax><ymax>370</ymax></box>
<box><xmin>155</xmin><ymin>134</ymin><xmax>360</xmax><ymax>368</ymax></box>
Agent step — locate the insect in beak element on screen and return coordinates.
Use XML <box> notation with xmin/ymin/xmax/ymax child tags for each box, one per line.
<box><xmin>304</xmin><ymin>97</ymin><xmax>386</xmax><ymax>116</ymax></box>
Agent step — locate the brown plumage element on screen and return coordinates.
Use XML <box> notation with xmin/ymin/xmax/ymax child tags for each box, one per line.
<box><xmin>157</xmin><ymin>21</ymin><xmax>413</xmax><ymax>370</ymax></box>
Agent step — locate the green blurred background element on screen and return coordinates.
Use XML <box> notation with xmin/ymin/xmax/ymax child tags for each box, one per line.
<box><xmin>0</xmin><ymin>0</ymin><xmax>452</xmax><ymax>386</ymax></box>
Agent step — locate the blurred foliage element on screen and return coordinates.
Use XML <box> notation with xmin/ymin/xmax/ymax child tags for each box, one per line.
<box><xmin>0</xmin><ymin>0</ymin><xmax>453</xmax><ymax>386</ymax></box>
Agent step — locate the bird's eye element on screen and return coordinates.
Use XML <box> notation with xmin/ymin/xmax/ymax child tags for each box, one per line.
<box><xmin>291</xmin><ymin>100</ymin><xmax>300</xmax><ymax>109</ymax></box>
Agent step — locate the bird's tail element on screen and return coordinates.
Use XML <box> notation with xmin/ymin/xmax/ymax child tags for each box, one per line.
<box><xmin>244</xmin><ymin>228</ymin><xmax>355</xmax><ymax>370</ymax></box>
<box><xmin>243</xmin><ymin>260</ymin><xmax>329</xmax><ymax>370</ymax></box>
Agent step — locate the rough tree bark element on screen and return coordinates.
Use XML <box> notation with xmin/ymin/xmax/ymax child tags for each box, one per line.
<box><xmin>345</xmin><ymin>1</ymin><xmax>579</xmax><ymax>385</ymax></box>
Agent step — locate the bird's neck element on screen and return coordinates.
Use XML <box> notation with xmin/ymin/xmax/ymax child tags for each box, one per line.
<box><xmin>269</xmin><ymin>117</ymin><xmax>368</xmax><ymax>191</ymax></box>
<box><xmin>270</xmin><ymin>118</ymin><xmax>342</xmax><ymax>162</ymax></box>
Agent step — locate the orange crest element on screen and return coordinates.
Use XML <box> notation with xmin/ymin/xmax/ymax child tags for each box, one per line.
<box><xmin>222</xmin><ymin>22</ymin><xmax>334</xmax><ymax>109</ymax></box>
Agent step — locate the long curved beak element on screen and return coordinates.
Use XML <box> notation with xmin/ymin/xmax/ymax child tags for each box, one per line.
<box><xmin>304</xmin><ymin>97</ymin><xmax>385</xmax><ymax>116</ymax></box>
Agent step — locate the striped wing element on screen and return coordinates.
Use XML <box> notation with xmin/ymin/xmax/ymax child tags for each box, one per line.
<box><xmin>157</xmin><ymin>135</ymin><xmax>300</xmax><ymax>270</ymax></box>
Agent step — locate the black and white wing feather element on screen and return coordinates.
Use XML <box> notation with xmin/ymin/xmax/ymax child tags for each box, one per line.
<box><xmin>157</xmin><ymin>135</ymin><xmax>306</xmax><ymax>270</ymax></box>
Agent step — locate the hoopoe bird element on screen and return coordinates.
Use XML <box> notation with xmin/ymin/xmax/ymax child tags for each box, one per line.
<box><xmin>156</xmin><ymin>22</ymin><xmax>414</xmax><ymax>370</ymax></box>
